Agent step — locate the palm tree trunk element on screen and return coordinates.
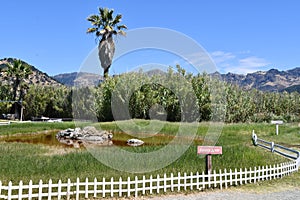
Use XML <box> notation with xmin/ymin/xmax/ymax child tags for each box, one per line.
<box><xmin>104</xmin><ymin>66</ymin><xmax>110</xmax><ymax>78</ymax></box>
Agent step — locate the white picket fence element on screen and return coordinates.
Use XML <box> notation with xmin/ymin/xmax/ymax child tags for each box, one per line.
<box><xmin>0</xmin><ymin>161</ymin><xmax>297</xmax><ymax>200</ymax></box>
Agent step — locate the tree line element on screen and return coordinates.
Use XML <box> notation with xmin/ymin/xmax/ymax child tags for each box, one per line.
<box><xmin>1</xmin><ymin>66</ymin><xmax>299</xmax><ymax>123</ymax></box>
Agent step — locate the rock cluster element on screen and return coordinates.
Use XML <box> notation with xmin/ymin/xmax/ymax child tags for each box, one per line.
<box><xmin>56</xmin><ymin>126</ymin><xmax>113</xmax><ymax>148</ymax></box>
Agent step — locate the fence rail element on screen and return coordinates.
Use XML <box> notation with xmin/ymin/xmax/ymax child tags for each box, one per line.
<box><xmin>252</xmin><ymin>130</ymin><xmax>300</xmax><ymax>166</ymax></box>
<box><xmin>0</xmin><ymin>161</ymin><xmax>297</xmax><ymax>200</ymax></box>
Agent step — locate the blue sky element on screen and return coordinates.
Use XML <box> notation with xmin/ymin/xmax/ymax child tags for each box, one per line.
<box><xmin>1</xmin><ymin>0</ymin><xmax>300</xmax><ymax>75</ymax></box>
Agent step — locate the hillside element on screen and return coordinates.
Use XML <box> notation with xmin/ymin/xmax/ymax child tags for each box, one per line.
<box><xmin>53</xmin><ymin>72</ymin><xmax>103</xmax><ymax>87</ymax></box>
<box><xmin>214</xmin><ymin>68</ymin><xmax>300</xmax><ymax>92</ymax></box>
<box><xmin>0</xmin><ymin>58</ymin><xmax>61</xmax><ymax>87</ymax></box>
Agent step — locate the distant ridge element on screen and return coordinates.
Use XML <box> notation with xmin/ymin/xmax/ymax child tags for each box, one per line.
<box><xmin>212</xmin><ymin>67</ymin><xmax>300</xmax><ymax>92</ymax></box>
<box><xmin>53</xmin><ymin>72</ymin><xmax>103</xmax><ymax>87</ymax></box>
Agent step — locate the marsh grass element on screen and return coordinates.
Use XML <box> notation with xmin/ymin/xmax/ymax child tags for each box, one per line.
<box><xmin>0</xmin><ymin>120</ymin><xmax>296</xmax><ymax>185</ymax></box>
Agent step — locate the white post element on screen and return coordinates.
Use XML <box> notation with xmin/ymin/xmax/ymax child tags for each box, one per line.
<box><xmin>18</xmin><ymin>181</ymin><xmax>23</xmax><ymax>200</ymax></box>
<box><xmin>58</xmin><ymin>180</ymin><xmax>62</xmax><ymax>200</ymax></box>
<box><xmin>163</xmin><ymin>173</ymin><xmax>167</xmax><ymax>193</ymax></box>
<box><xmin>149</xmin><ymin>175</ymin><xmax>153</xmax><ymax>194</ymax></box>
<box><xmin>110</xmin><ymin>177</ymin><xmax>114</xmax><ymax>197</ymax></box>
<box><xmin>118</xmin><ymin>177</ymin><xmax>122</xmax><ymax>197</ymax></box>
<box><xmin>190</xmin><ymin>172</ymin><xmax>193</xmax><ymax>191</ymax></box>
<box><xmin>75</xmin><ymin>178</ymin><xmax>79</xmax><ymax>200</ymax></box>
<box><xmin>8</xmin><ymin>181</ymin><xmax>12</xmax><ymax>200</ymax></box>
<box><xmin>156</xmin><ymin>174</ymin><xmax>160</xmax><ymax>194</ymax></box>
<box><xmin>276</xmin><ymin>124</ymin><xmax>279</xmax><ymax>135</ymax></box>
<box><xmin>67</xmin><ymin>179</ymin><xmax>71</xmax><ymax>200</ymax></box>
<box><xmin>184</xmin><ymin>173</ymin><xmax>187</xmax><ymax>191</ymax></box>
<box><xmin>171</xmin><ymin>173</ymin><xmax>174</xmax><ymax>191</ymax></box>
<box><xmin>103</xmin><ymin>177</ymin><xmax>106</xmax><ymax>198</ymax></box>
<box><xmin>177</xmin><ymin>172</ymin><xmax>181</xmax><ymax>191</ymax></box>
<box><xmin>196</xmin><ymin>172</ymin><xmax>199</xmax><ymax>190</ymax></box>
<box><xmin>224</xmin><ymin>169</ymin><xmax>228</xmax><ymax>189</ymax></box>
<box><xmin>94</xmin><ymin>178</ymin><xmax>97</xmax><ymax>198</ymax></box>
<box><xmin>134</xmin><ymin>176</ymin><xmax>138</xmax><ymax>197</ymax></box>
<box><xmin>85</xmin><ymin>178</ymin><xmax>89</xmax><ymax>199</ymax></box>
<box><xmin>48</xmin><ymin>179</ymin><xmax>52</xmax><ymax>200</ymax></box>
<box><xmin>142</xmin><ymin>175</ymin><xmax>145</xmax><ymax>195</ymax></box>
<box><xmin>202</xmin><ymin>171</ymin><xmax>205</xmax><ymax>190</ymax></box>
<box><xmin>127</xmin><ymin>177</ymin><xmax>130</xmax><ymax>197</ymax></box>
<box><xmin>38</xmin><ymin>180</ymin><xmax>43</xmax><ymax>200</ymax></box>
<box><xmin>28</xmin><ymin>180</ymin><xmax>32</xmax><ymax>200</ymax></box>
<box><xmin>219</xmin><ymin>169</ymin><xmax>222</xmax><ymax>190</ymax></box>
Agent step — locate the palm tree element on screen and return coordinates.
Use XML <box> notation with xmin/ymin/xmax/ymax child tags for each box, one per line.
<box><xmin>86</xmin><ymin>7</ymin><xmax>127</xmax><ymax>78</ymax></box>
<box><xmin>2</xmin><ymin>59</ymin><xmax>32</xmax><ymax>120</ymax></box>
<box><xmin>5</xmin><ymin>59</ymin><xmax>32</xmax><ymax>102</ymax></box>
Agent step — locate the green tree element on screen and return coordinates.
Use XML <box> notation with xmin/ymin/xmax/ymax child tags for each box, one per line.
<box><xmin>86</xmin><ymin>7</ymin><xmax>127</xmax><ymax>78</ymax></box>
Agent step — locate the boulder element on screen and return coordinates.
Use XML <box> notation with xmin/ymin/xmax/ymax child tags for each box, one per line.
<box><xmin>127</xmin><ymin>139</ymin><xmax>144</xmax><ymax>146</ymax></box>
<box><xmin>56</xmin><ymin>126</ymin><xmax>113</xmax><ymax>148</ymax></box>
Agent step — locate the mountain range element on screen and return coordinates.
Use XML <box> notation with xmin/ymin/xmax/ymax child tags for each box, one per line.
<box><xmin>1</xmin><ymin>58</ymin><xmax>300</xmax><ymax>93</ymax></box>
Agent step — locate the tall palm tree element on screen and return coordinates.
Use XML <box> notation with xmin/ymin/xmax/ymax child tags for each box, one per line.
<box><xmin>86</xmin><ymin>7</ymin><xmax>127</xmax><ymax>78</ymax></box>
<box><xmin>5</xmin><ymin>59</ymin><xmax>32</xmax><ymax>102</ymax></box>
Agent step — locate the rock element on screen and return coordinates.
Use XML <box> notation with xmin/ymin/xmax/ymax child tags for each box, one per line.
<box><xmin>127</xmin><ymin>139</ymin><xmax>144</xmax><ymax>146</ymax></box>
<box><xmin>56</xmin><ymin>126</ymin><xmax>113</xmax><ymax>147</ymax></box>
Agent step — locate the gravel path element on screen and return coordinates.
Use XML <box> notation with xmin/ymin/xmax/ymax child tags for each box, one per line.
<box><xmin>147</xmin><ymin>190</ymin><xmax>300</xmax><ymax>200</ymax></box>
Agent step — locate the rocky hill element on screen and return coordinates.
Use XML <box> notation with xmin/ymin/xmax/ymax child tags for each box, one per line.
<box><xmin>0</xmin><ymin>58</ymin><xmax>61</xmax><ymax>87</ymax></box>
<box><xmin>53</xmin><ymin>72</ymin><xmax>103</xmax><ymax>87</ymax></box>
<box><xmin>213</xmin><ymin>68</ymin><xmax>300</xmax><ymax>92</ymax></box>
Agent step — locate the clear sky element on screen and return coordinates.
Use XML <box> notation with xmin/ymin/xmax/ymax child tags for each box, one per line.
<box><xmin>1</xmin><ymin>0</ymin><xmax>300</xmax><ymax>75</ymax></box>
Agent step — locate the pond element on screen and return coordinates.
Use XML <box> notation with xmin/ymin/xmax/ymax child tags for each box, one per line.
<box><xmin>0</xmin><ymin>131</ymin><xmax>202</xmax><ymax>148</ymax></box>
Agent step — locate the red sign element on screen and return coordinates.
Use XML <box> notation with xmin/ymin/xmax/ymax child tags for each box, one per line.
<box><xmin>197</xmin><ymin>146</ymin><xmax>222</xmax><ymax>155</ymax></box>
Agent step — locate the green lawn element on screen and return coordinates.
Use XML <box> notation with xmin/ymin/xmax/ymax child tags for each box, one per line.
<box><xmin>0</xmin><ymin>120</ymin><xmax>297</xmax><ymax>187</ymax></box>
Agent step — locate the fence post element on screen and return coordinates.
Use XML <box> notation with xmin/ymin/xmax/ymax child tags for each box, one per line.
<box><xmin>157</xmin><ymin>174</ymin><xmax>160</xmax><ymax>194</ymax></box>
<box><xmin>127</xmin><ymin>177</ymin><xmax>130</xmax><ymax>197</ymax></box>
<box><xmin>18</xmin><ymin>181</ymin><xmax>23</xmax><ymax>200</ymax></box>
<box><xmin>224</xmin><ymin>169</ymin><xmax>228</xmax><ymax>189</ymax></box>
<box><xmin>171</xmin><ymin>173</ymin><xmax>174</xmax><ymax>191</ymax></box>
<box><xmin>184</xmin><ymin>173</ymin><xmax>187</xmax><ymax>191</ymax></box>
<box><xmin>118</xmin><ymin>177</ymin><xmax>122</xmax><ymax>197</ymax></box>
<box><xmin>75</xmin><ymin>178</ymin><xmax>79</xmax><ymax>200</ymax></box>
<box><xmin>135</xmin><ymin>176</ymin><xmax>138</xmax><ymax>198</ymax></box>
<box><xmin>196</xmin><ymin>172</ymin><xmax>199</xmax><ymax>190</ymax></box>
<box><xmin>234</xmin><ymin>168</ymin><xmax>238</xmax><ymax>186</ymax></box>
<box><xmin>254</xmin><ymin>167</ymin><xmax>257</xmax><ymax>183</ymax></box>
<box><xmin>103</xmin><ymin>177</ymin><xmax>106</xmax><ymax>198</ymax></box>
<box><xmin>28</xmin><ymin>180</ymin><xmax>33</xmax><ymax>200</ymax></box>
<box><xmin>85</xmin><ymin>178</ymin><xmax>89</xmax><ymax>199</ymax></box>
<box><xmin>177</xmin><ymin>172</ymin><xmax>181</xmax><ymax>191</ymax></box>
<box><xmin>164</xmin><ymin>173</ymin><xmax>167</xmax><ymax>193</ymax></box>
<box><xmin>38</xmin><ymin>180</ymin><xmax>43</xmax><ymax>200</ymax></box>
<box><xmin>111</xmin><ymin>177</ymin><xmax>114</xmax><ymax>198</ymax></box>
<box><xmin>219</xmin><ymin>169</ymin><xmax>222</xmax><ymax>190</ymax></box>
<box><xmin>208</xmin><ymin>170</ymin><xmax>211</xmax><ymax>188</ymax></box>
<box><xmin>149</xmin><ymin>175</ymin><xmax>153</xmax><ymax>194</ymax></box>
<box><xmin>142</xmin><ymin>175</ymin><xmax>146</xmax><ymax>195</ymax></box>
<box><xmin>229</xmin><ymin>169</ymin><xmax>232</xmax><ymax>186</ymax></box>
<box><xmin>48</xmin><ymin>179</ymin><xmax>52</xmax><ymax>200</ymax></box>
<box><xmin>249</xmin><ymin>167</ymin><xmax>252</xmax><ymax>183</ymax></box>
<box><xmin>58</xmin><ymin>180</ymin><xmax>62</xmax><ymax>200</ymax></box>
<box><xmin>94</xmin><ymin>178</ymin><xmax>97</xmax><ymax>198</ymax></box>
<box><xmin>202</xmin><ymin>171</ymin><xmax>205</xmax><ymax>190</ymax></box>
<box><xmin>239</xmin><ymin>168</ymin><xmax>243</xmax><ymax>185</ymax></box>
<box><xmin>67</xmin><ymin>179</ymin><xmax>71</xmax><ymax>200</ymax></box>
<box><xmin>8</xmin><ymin>181</ymin><xmax>12</xmax><ymax>200</ymax></box>
<box><xmin>190</xmin><ymin>172</ymin><xmax>193</xmax><ymax>191</ymax></box>
<box><xmin>213</xmin><ymin>170</ymin><xmax>217</xmax><ymax>188</ymax></box>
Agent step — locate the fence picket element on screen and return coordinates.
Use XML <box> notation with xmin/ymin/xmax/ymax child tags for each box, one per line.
<box><xmin>38</xmin><ymin>180</ymin><xmax>43</xmax><ymax>200</ymax></box>
<box><xmin>48</xmin><ymin>179</ymin><xmax>52</xmax><ymax>200</ymax></box>
<box><xmin>94</xmin><ymin>178</ymin><xmax>98</xmax><ymax>198</ymax></box>
<box><xmin>127</xmin><ymin>177</ymin><xmax>130</xmax><ymax>197</ymax></box>
<box><xmin>149</xmin><ymin>175</ymin><xmax>153</xmax><ymax>194</ymax></box>
<box><xmin>111</xmin><ymin>177</ymin><xmax>114</xmax><ymax>197</ymax></box>
<box><xmin>103</xmin><ymin>177</ymin><xmax>106</xmax><ymax>198</ymax></box>
<box><xmin>18</xmin><ymin>181</ymin><xmax>23</xmax><ymax>200</ymax></box>
<box><xmin>118</xmin><ymin>177</ymin><xmax>122</xmax><ymax>197</ymax></box>
<box><xmin>58</xmin><ymin>180</ymin><xmax>62</xmax><ymax>200</ymax></box>
<box><xmin>0</xmin><ymin>161</ymin><xmax>298</xmax><ymax>200</ymax></box>
<box><xmin>8</xmin><ymin>181</ymin><xmax>12</xmax><ymax>200</ymax></box>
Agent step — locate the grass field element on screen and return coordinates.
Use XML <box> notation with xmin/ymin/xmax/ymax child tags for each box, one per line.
<box><xmin>0</xmin><ymin>120</ymin><xmax>298</xmax><ymax>189</ymax></box>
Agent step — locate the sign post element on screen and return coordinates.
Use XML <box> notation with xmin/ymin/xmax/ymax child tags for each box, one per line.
<box><xmin>198</xmin><ymin>146</ymin><xmax>222</xmax><ymax>174</ymax></box>
<box><xmin>271</xmin><ymin>120</ymin><xmax>283</xmax><ymax>135</ymax></box>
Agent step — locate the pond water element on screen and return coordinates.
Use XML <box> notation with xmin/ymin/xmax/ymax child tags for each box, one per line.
<box><xmin>0</xmin><ymin>131</ymin><xmax>202</xmax><ymax>148</ymax></box>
